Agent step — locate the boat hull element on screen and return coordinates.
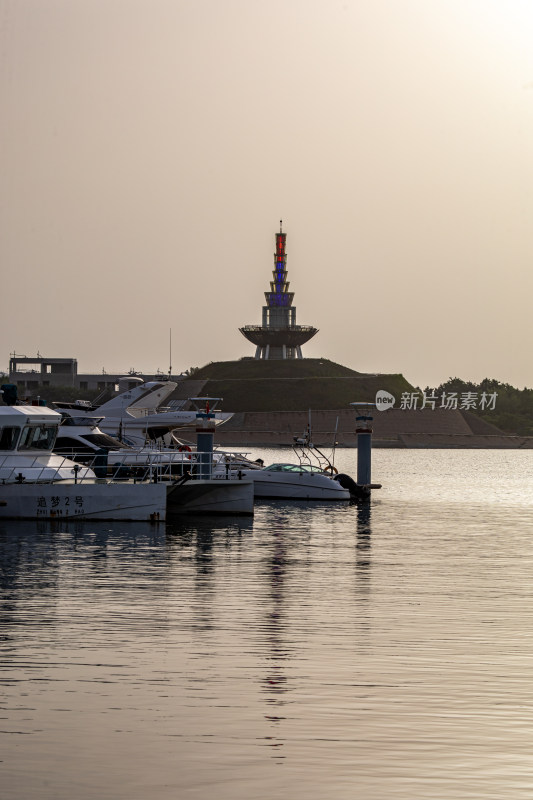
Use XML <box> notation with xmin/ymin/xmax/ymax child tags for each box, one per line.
<box><xmin>0</xmin><ymin>482</ymin><xmax>167</xmax><ymax>521</ymax></box>
<box><xmin>239</xmin><ymin>470</ymin><xmax>350</xmax><ymax>500</ymax></box>
<box><xmin>166</xmin><ymin>479</ymin><xmax>254</xmax><ymax>515</ymax></box>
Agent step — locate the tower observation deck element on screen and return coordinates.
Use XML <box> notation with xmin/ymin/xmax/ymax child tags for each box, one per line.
<box><xmin>239</xmin><ymin>222</ymin><xmax>318</xmax><ymax>359</ymax></box>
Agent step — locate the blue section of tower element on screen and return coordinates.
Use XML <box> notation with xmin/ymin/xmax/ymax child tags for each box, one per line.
<box><xmin>265</xmin><ymin>228</ymin><xmax>294</xmax><ymax>308</ymax></box>
<box><xmin>271</xmin><ymin>250</ymin><xmax>288</xmax><ymax>305</ymax></box>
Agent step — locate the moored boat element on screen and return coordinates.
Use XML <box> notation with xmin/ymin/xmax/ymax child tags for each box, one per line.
<box><xmin>0</xmin><ymin>402</ymin><xmax>166</xmax><ymax>521</ymax></box>
<box><xmin>232</xmin><ymin>461</ymin><xmax>351</xmax><ymax>500</ymax></box>
<box><xmin>53</xmin><ymin>381</ymin><xmax>232</xmax><ymax>447</ymax></box>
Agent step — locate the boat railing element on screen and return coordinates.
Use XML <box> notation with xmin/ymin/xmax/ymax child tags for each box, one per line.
<box><xmin>0</xmin><ymin>449</ymin><xmax>255</xmax><ymax>485</ymax></box>
<box><xmin>0</xmin><ymin>454</ymin><xmax>99</xmax><ymax>485</ymax></box>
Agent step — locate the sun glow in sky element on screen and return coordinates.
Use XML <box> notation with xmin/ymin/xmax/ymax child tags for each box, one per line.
<box><xmin>2</xmin><ymin>0</ymin><xmax>533</xmax><ymax>388</ymax></box>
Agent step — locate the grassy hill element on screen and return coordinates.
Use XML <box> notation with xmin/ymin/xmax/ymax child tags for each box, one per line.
<box><xmin>178</xmin><ymin>358</ymin><xmax>415</xmax><ymax>412</ymax></box>
<box><xmin>190</xmin><ymin>358</ymin><xmax>363</xmax><ymax>380</ymax></box>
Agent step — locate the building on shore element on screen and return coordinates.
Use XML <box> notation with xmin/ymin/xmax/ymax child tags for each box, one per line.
<box><xmin>8</xmin><ymin>353</ymin><xmax>172</xmax><ymax>392</ymax></box>
<box><xmin>239</xmin><ymin>222</ymin><xmax>318</xmax><ymax>359</ymax></box>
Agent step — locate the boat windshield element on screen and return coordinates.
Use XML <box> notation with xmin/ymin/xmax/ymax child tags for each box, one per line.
<box><xmin>18</xmin><ymin>424</ymin><xmax>58</xmax><ymax>451</ymax></box>
<box><xmin>83</xmin><ymin>433</ymin><xmax>129</xmax><ymax>449</ymax></box>
<box><xmin>61</xmin><ymin>416</ymin><xmax>104</xmax><ymax>427</ymax></box>
<box><xmin>0</xmin><ymin>426</ymin><xmax>21</xmax><ymax>451</ymax></box>
<box><xmin>264</xmin><ymin>463</ymin><xmax>322</xmax><ymax>473</ymax></box>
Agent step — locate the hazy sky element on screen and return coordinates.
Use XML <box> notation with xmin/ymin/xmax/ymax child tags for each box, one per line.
<box><xmin>2</xmin><ymin>0</ymin><xmax>533</xmax><ymax>388</ymax></box>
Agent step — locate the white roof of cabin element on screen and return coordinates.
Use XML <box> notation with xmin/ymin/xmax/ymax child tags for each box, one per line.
<box><xmin>0</xmin><ymin>406</ymin><xmax>61</xmax><ymax>425</ymax></box>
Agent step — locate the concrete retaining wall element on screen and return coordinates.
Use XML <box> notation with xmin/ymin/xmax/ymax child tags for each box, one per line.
<box><xmin>175</xmin><ymin>408</ymin><xmax>533</xmax><ymax>449</ymax></box>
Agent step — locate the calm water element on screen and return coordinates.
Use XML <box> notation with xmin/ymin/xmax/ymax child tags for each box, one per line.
<box><xmin>3</xmin><ymin>449</ymin><xmax>533</xmax><ymax>799</ymax></box>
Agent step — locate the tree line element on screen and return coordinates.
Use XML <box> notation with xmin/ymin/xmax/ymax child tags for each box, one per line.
<box><xmin>425</xmin><ymin>377</ymin><xmax>533</xmax><ymax>436</ymax></box>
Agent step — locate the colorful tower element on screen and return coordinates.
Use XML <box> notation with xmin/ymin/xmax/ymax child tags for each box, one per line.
<box><xmin>239</xmin><ymin>222</ymin><xmax>318</xmax><ymax>359</ymax></box>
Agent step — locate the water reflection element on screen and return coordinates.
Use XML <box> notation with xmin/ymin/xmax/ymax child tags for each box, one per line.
<box><xmin>165</xmin><ymin>515</ymin><xmax>254</xmax><ymax>543</ymax></box>
<box><xmin>261</xmin><ymin>526</ymin><xmax>289</xmax><ymax>760</ymax></box>
<box><xmin>355</xmin><ymin>502</ymin><xmax>372</xmax><ymax>590</ymax></box>
<box><xmin>166</xmin><ymin>517</ymin><xmax>254</xmax><ymax>637</ymax></box>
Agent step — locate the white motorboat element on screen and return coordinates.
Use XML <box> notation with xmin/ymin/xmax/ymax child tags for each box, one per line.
<box><xmin>53</xmin><ymin>381</ymin><xmax>233</xmax><ymax>447</ymax></box>
<box><xmin>217</xmin><ymin>416</ymin><xmax>354</xmax><ymax>501</ymax></box>
<box><xmin>0</xmin><ymin>403</ymin><xmax>166</xmax><ymax>521</ymax></box>
<box><xmin>53</xmin><ymin>414</ymin><xmax>256</xmax><ymax>480</ymax></box>
<box><xmin>51</xmin><ymin>410</ymin><xmax>255</xmax><ymax>516</ymax></box>
<box><xmin>53</xmin><ymin>415</ymin><xmax>184</xmax><ymax>472</ymax></box>
<box><xmin>231</xmin><ymin>461</ymin><xmax>351</xmax><ymax>500</ymax></box>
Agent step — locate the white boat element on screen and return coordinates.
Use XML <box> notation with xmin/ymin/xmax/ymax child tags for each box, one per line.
<box><xmin>52</xmin><ymin>414</ymin><xmax>255</xmax><ymax>515</ymax></box>
<box><xmin>53</xmin><ymin>414</ymin><xmax>255</xmax><ymax>480</ymax></box>
<box><xmin>53</xmin><ymin>381</ymin><xmax>233</xmax><ymax>447</ymax></box>
<box><xmin>231</xmin><ymin>461</ymin><xmax>351</xmax><ymax>500</ymax></box>
<box><xmin>216</xmin><ymin>415</ymin><xmax>355</xmax><ymax>501</ymax></box>
<box><xmin>0</xmin><ymin>404</ymin><xmax>166</xmax><ymax>521</ymax></box>
<box><xmin>54</xmin><ymin>415</ymin><xmax>187</xmax><ymax>472</ymax></box>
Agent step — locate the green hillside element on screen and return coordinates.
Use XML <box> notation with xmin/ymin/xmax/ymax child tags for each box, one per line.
<box><xmin>180</xmin><ymin>359</ymin><xmax>415</xmax><ymax>412</ymax></box>
<box><xmin>190</xmin><ymin>358</ymin><xmax>362</xmax><ymax>380</ymax></box>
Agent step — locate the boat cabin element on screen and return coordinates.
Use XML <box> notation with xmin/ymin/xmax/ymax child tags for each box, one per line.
<box><xmin>0</xmin><ymin>406</ymin><xmax>61</xmax><ymax>453</ymax></box>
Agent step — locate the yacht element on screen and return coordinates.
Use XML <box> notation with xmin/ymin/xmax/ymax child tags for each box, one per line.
<box><xmin>53</xmin><ymin>410</ymin><xmax>256</xmax><ymax>516</ymax></box>
<box><xmin>53</xmin><ymin>381</ymin><xmax>232</xmax><ymax>447</ymax></box>
<box><xmin>52</xmin><ymin>414</ymin><xmax>258</xmax><ymax>480</ymax></box>
<box><xmin>0</xmin><ymin>404</ymin><xmax>166</xmax><ymax>520</ymax></box>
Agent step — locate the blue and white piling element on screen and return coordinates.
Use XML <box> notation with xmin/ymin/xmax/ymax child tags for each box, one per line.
<box><xmin>191</xmin><ymin>397</ymin><xmax>220</xmax><ymax>479</ymax></box>
<box><xmin>350</xmin><ymin>402</ymin><xmax>381</xmax><ymax>500</ymax></box>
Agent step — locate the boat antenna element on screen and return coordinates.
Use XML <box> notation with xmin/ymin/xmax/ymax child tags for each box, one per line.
<box><xmin>332</xmin><ymin>415</ymin><xmax>339</xmax><ymax>468</ymax></box>
<box><xmin>168</xmin><ymin>328</ymin><xmax>172</xmax><ymax>380</ymax></box>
